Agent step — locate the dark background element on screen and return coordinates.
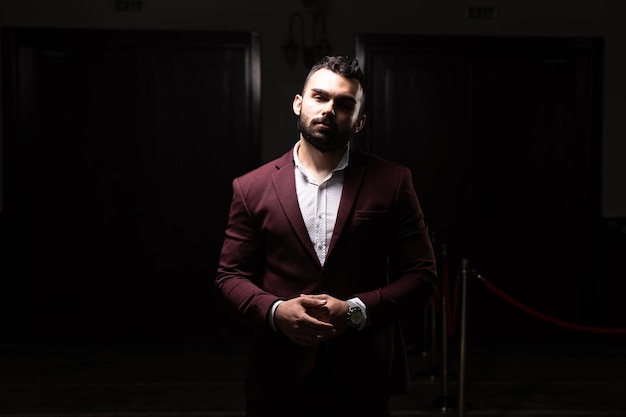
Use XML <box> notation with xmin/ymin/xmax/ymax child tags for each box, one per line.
<box><xmin>1</xmin><ymin>1</ymin><xmax>625</xmax><ymax>349</ymax></box>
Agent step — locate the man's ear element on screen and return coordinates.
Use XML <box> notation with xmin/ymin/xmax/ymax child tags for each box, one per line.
<box><xmin>354</xmin><ymin>114</ymin><xmax>366</xmax><ymax>133</ymax></box>
<box><xmin>293</xmin><ymin>94</ymin><xmax>302</xmax><ymax>116</ymax></box>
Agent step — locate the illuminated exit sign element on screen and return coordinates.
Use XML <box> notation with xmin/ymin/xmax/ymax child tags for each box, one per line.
<box><xmin>112</xmin><ymin>0</ymin><xmax>144</xmax><ymax>12</ymax></box>
<box><xmin>467</xmin><ymin>6</ymin><xmax>499</xmax><ymax>19</ymax></box>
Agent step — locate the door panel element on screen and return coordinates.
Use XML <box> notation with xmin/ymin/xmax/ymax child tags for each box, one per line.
<box><xmin>356</xmin><ymin>35</ymin><xmax>603</xmax><ymax>343</ymax></box>
<box><xmin>1</xmin><ymin>28</ymin><xmax>261</xmax><ymax>342</ymax></box>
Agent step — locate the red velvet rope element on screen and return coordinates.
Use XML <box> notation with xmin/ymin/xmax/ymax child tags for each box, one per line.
<box><xmin>478</xmin><ymin>275</ymin><xmax>626</xmax><ymax>335</ymax></box>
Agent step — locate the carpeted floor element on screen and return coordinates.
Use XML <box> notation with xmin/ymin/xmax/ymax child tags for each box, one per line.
<box><xmin>1</xmin><ymin>341</ymin><xmax>625</xmax><ymax>417</ymax></box>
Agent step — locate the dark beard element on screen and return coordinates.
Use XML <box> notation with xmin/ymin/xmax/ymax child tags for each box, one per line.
<box><xmin>297</xmin><ymin>114</ymin><xmax>353</xmax><ymax>153</ymax></box>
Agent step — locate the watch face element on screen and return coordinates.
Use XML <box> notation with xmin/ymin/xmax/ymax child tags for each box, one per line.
<box><xmin>349</xmin><ymin>307</ymin><xmax>363</xmax><ymax>326</ymax></box>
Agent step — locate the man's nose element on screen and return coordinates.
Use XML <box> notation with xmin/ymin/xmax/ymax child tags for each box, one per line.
<box><xmin>323</xmin><ymin>102</ymin><xmax>336</xmax><ymax>116</ymax></box>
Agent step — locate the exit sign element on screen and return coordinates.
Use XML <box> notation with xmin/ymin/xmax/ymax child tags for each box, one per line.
<box><xmin>112</xmin><ymin>0</ymin><xmax>144</xmax><ymax>12</ymax></box>
<box><xmin>467</xmin><ymin>7</ymin><xmax>498</xmax><ymax>19</ymax></box>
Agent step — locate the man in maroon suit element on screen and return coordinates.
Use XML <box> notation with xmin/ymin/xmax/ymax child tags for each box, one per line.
<box><xmin>216</xmin><ymin>55</ymin><xmax>437</xmax><ymax>417</ymax></box>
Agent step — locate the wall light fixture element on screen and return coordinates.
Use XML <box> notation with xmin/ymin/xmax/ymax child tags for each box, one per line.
<box><xmin>282</xmin><ymin>0</ymin><xmax>332</xmax><ymax>69</ymax></box>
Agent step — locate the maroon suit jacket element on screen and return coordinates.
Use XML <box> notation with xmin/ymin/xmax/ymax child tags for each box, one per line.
<box><xmin>216</xmin><ymin>146</ymin><xmax>437</xmax><ymax>401</ymax></box>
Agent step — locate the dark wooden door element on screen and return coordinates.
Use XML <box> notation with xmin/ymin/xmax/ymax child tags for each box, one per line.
<box><xmin>355</xmin><ymin>35</ymin><xmax>603</xmax><ymax>343</ymax></box>
<box><xmin>1</xmin><ymin>28</ymin><xmax>261</xmax><ymax>342</ymax></box>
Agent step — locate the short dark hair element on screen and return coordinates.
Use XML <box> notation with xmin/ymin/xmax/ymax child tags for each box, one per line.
<box><xmin>302</xmin><ymin>55</ymin><xmax>366</xmax><ymax>113</ymax></box>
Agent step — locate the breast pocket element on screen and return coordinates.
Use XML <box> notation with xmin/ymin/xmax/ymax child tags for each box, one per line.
<box><xmin>352</xmin><ymin>209</ymin><xmax>389</xmax><ymax>239</ymax></box>
<box><xmin>354</xmin><ymin>209</ymin><xmax>388</xmax><ymax>221</ymax></box>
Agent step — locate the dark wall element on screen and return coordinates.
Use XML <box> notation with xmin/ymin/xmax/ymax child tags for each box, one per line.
<box><xmin>0</xmin><ymin>28</ymin><xmax>260</xmax><ymax>344</ymax></box>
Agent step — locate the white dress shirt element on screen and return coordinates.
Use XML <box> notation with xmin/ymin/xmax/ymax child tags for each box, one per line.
<box><xmin>267</xmin><ymin>142</ymin><xmax>368</xmax><ymax>332</ymax></box>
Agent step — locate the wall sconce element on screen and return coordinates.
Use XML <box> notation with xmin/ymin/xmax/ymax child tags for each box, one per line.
<box><xmin>283</xmin><ymin>0</ymin><xmax>332</xmax><ymax>69</ymax></box>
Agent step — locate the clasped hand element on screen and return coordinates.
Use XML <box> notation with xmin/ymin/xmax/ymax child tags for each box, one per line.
<box><xmin>273</xmin><ymin>294</ymin><xmax>349</xmax><ymax>347</ymax></box>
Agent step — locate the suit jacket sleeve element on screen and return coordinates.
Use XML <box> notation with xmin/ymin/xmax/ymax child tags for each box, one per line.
<box><xmin>348</xmin><ymin>160</ymin><xmax>438</xmax><ymax>329</ymax></box>
<box><xmin>215</xmin><ymin>173</ymin><xmax>280</xmax><ymax>331</ymax></box>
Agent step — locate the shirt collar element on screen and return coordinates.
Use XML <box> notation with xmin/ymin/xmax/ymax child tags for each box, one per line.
<box><xmin>293</xmin><ymin>140</ymin><xmax>350</xmax><ymax>173</ymax></box>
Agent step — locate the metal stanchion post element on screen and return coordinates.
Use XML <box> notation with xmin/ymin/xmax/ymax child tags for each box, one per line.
<box><xmin>457</xmin><ymin>258</ymin><xmax>470</xmax><ymax>417</ymax></box>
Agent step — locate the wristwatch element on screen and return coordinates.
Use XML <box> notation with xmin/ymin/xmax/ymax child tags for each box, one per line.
<box><xmin>346</xmin><ymin>300</ymin><xmax>364</xmax><ymax>329</ymax></box>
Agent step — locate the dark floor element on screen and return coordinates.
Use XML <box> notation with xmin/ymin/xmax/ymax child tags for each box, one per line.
<box><xmin>1</xmin><ymin>339</ymin><xmax>626</xmax><ymax>417</ymax></box>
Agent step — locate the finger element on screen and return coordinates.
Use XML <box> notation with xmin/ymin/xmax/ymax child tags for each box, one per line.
<box><xmin>300</xmin><ymin>297</ymin><xmax>327</xmax><ymax>308</ymax></box>
<box><xmin>301</xmin><ymin>315</ymin><xmax>334</xmax><ymax>330</ymax></box>
<box><xmin>300</xmin><ymin>322</ymin><xmax>336</xmax><ymax>338</ymax></box>
<box><xmin>300</xmin><ymin>293</ymin><xmax>325</xmax><ymax>300</ymax></box>
<box><xmin>298</xmin><ymin>327</ymin><xmax>336</xmax><ymax>343</ymax></box>
<box><xmin>287</xmin><ymin>323</ymin><xmax>335</xmax><ymax>345</ymax></box>
<box><xmin>294</xmin><ymin>315</ymin><xmax>335</xmax><ymax>338</ymax></box>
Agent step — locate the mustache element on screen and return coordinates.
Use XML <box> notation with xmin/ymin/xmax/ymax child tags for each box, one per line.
<box><xmin>312</xmin><ymin>116</ymin><xmax>336</xmax><ymax>127</ymax></box>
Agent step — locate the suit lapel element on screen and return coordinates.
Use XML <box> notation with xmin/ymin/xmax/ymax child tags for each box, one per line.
<box><xmin>272</xmin><ymin>150</ymin><xmax>321</xmax><ymax>265</ymax></box>
<box><xmin>327</xmin><ymin>150</ymin><xmax>366</xmax><ymax>256</ymax></box>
